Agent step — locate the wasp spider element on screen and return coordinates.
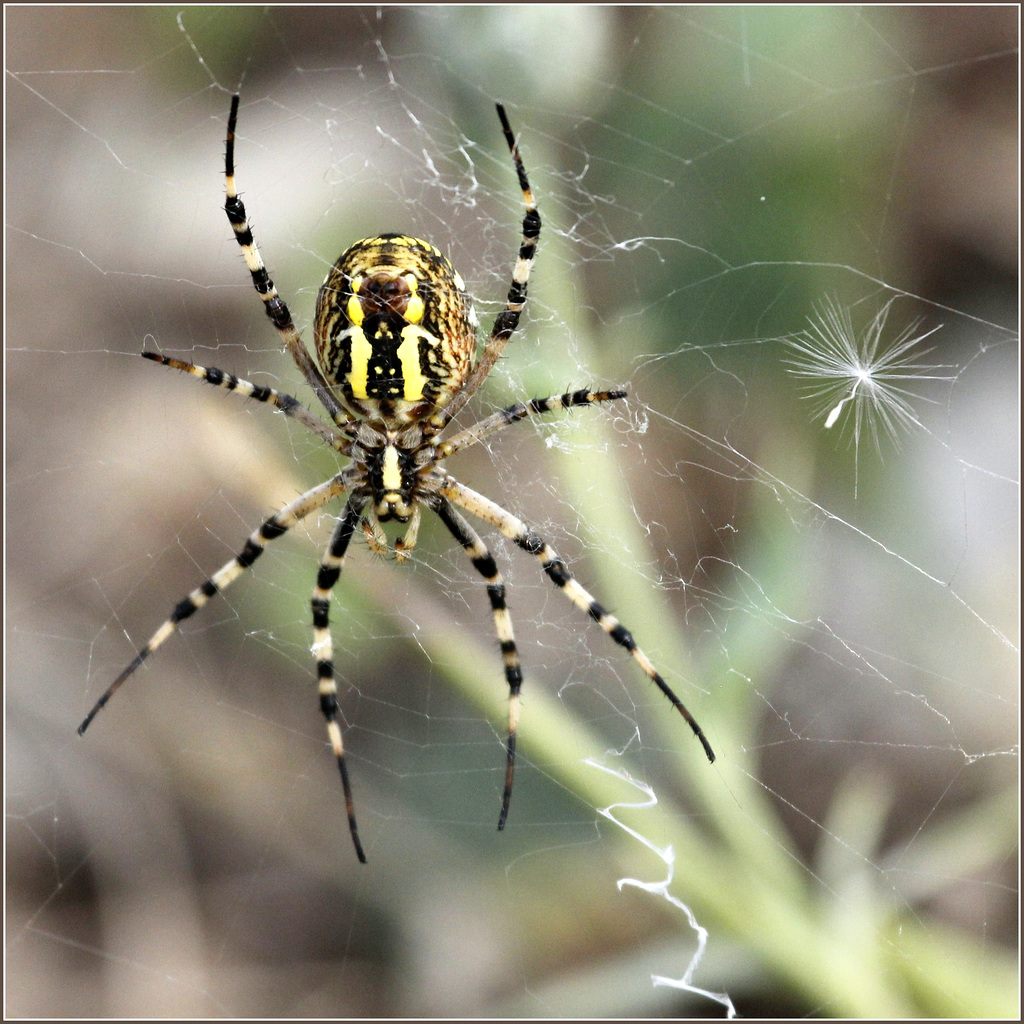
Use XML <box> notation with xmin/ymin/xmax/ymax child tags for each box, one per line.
<box><xmin>79</xmin><ymin>97</ymin><xmax>715</xmax><ymax>863</ymax></box>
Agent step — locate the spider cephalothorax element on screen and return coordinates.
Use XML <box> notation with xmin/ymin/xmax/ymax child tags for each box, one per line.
<box><xmin>78</xmin><ymin>96</ymin><xmax>714</xmax><ymax>864</ymax></box>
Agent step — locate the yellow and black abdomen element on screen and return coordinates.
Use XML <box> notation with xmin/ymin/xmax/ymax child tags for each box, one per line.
<box><xmin>314</xmin><ymin>235</ymin><xmax>478</xmax><ymax>428</ymax></box>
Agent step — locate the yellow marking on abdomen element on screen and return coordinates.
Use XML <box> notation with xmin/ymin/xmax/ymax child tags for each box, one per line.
<box><xmin>396</xmin><ymin>326</ymin><xmax>429</xmax><ymax>401</ymax></box>
<box><xmin>347</xmin><ymin>326</ymin><xmax>373</xmax><ymax>399</ymax></box>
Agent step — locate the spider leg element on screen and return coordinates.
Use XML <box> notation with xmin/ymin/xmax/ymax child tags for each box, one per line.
<box><xmin>311</xmin><ymin>496</ymin><xmax>369</xmax><ymax>863</ymax></box>
<box><xmin>440</xmin><ymin>104</ymin><xmax>540</xmax><ymax>427</ymax></box>
<box><xmin>223</xmin><ymin>95</ymin><xmax>348</xmax><ymax>427</ymax></box>
<box><xmin>432</xmin><ymin>497</ymin><xmax>524</xmax><ymax>830</ymax></box>
<box><xmin>439</xmin><ymin>388</ymin><xmax>628</xmax><ymax>459</ymax></box>
<box><xmin>440</xmin><ymin>478</ymin><xmax>715</xmax><ymax>764</ymax></box>
<box><xmin>143</xmin><ymin>352</ymin><xmax>352</xmax><ymax>453</ymax></box>
<box><xmin>394</xmin><ymin>504</ymin><xmax>422</xmax><ymax>563</ymax></box>
<box><xmin>78</xmin><ymin>473</ymin><xmax>348</xmax><ymax>736</ymax></box>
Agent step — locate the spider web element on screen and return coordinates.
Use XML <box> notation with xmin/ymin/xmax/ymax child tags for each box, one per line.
<box><xmin>6</xmin><ymin>6</ymin><xmax>1018</xmax><ymax>1018</ymax></box>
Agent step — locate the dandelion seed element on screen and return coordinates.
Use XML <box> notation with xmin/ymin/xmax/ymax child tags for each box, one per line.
<box><xmin>823</xmin><ymin>397</ymin><xmax>847</xmax><ymax>429</ymax></box>
<box><xmin>784</xmin><ymin>296</ymin><xmax>948</xmax><ymax>465</ymax></box>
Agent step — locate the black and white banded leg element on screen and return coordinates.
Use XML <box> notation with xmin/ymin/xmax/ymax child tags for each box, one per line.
<box><xmin>223</xmin><ymin>96</ymin><xmax>347</xmax><ymax>426</ymax></box>
<box><xmin>78</xmin><ymin>475</ymin><xmax>348</xmax><ymax>734</ymax></box>
<box><xmin>310</xmin><ymin>496</ymin><xmax>368</xmax><ymax>863</ymax></box>
<box><xmin>432</xmin><ymin>497</ymin><xmax>524</xmax><ymax>829</ymax></box>
<box><xmin>437</xmin><ymin>104</ymin><xmax>541</xmax><ymax>427</ymax></box>
<box><xmin>440</xmin><ymin>478</ymin><xmax>716</xmax><ymax>764</ymax></box>
<box><xmin>143</xmin><ymin>352</ymin><xmax>351</xmax><ymax>452</ymax></box>
<box><xmin>440</xmin><ymin>388</ymin><xmax>628</xmax><ymax>460</ymax></box>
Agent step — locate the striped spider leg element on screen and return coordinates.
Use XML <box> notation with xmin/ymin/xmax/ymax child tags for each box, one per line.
<box><xmin>433</xmin><ymin>476</ymin><xmax>716</xmax><ymax>829</ymax></box>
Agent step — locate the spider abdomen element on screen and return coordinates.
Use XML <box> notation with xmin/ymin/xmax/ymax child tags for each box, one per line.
<box><xmin>315</xmin><ymin>234</ymin><xmax>478</xmax><ymax>428</ymax></box>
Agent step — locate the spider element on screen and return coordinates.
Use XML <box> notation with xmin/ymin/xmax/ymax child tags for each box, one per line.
<box><xmin>79</xmin><ymin>96</ymin><xmax>715</xmax><ymax>863</ymax></box>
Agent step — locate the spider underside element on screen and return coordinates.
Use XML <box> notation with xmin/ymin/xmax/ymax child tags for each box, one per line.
<box><xmin>78</xmin><ymin>96</ymin><xmax>714</xmax><ymax>863</ymax></box>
